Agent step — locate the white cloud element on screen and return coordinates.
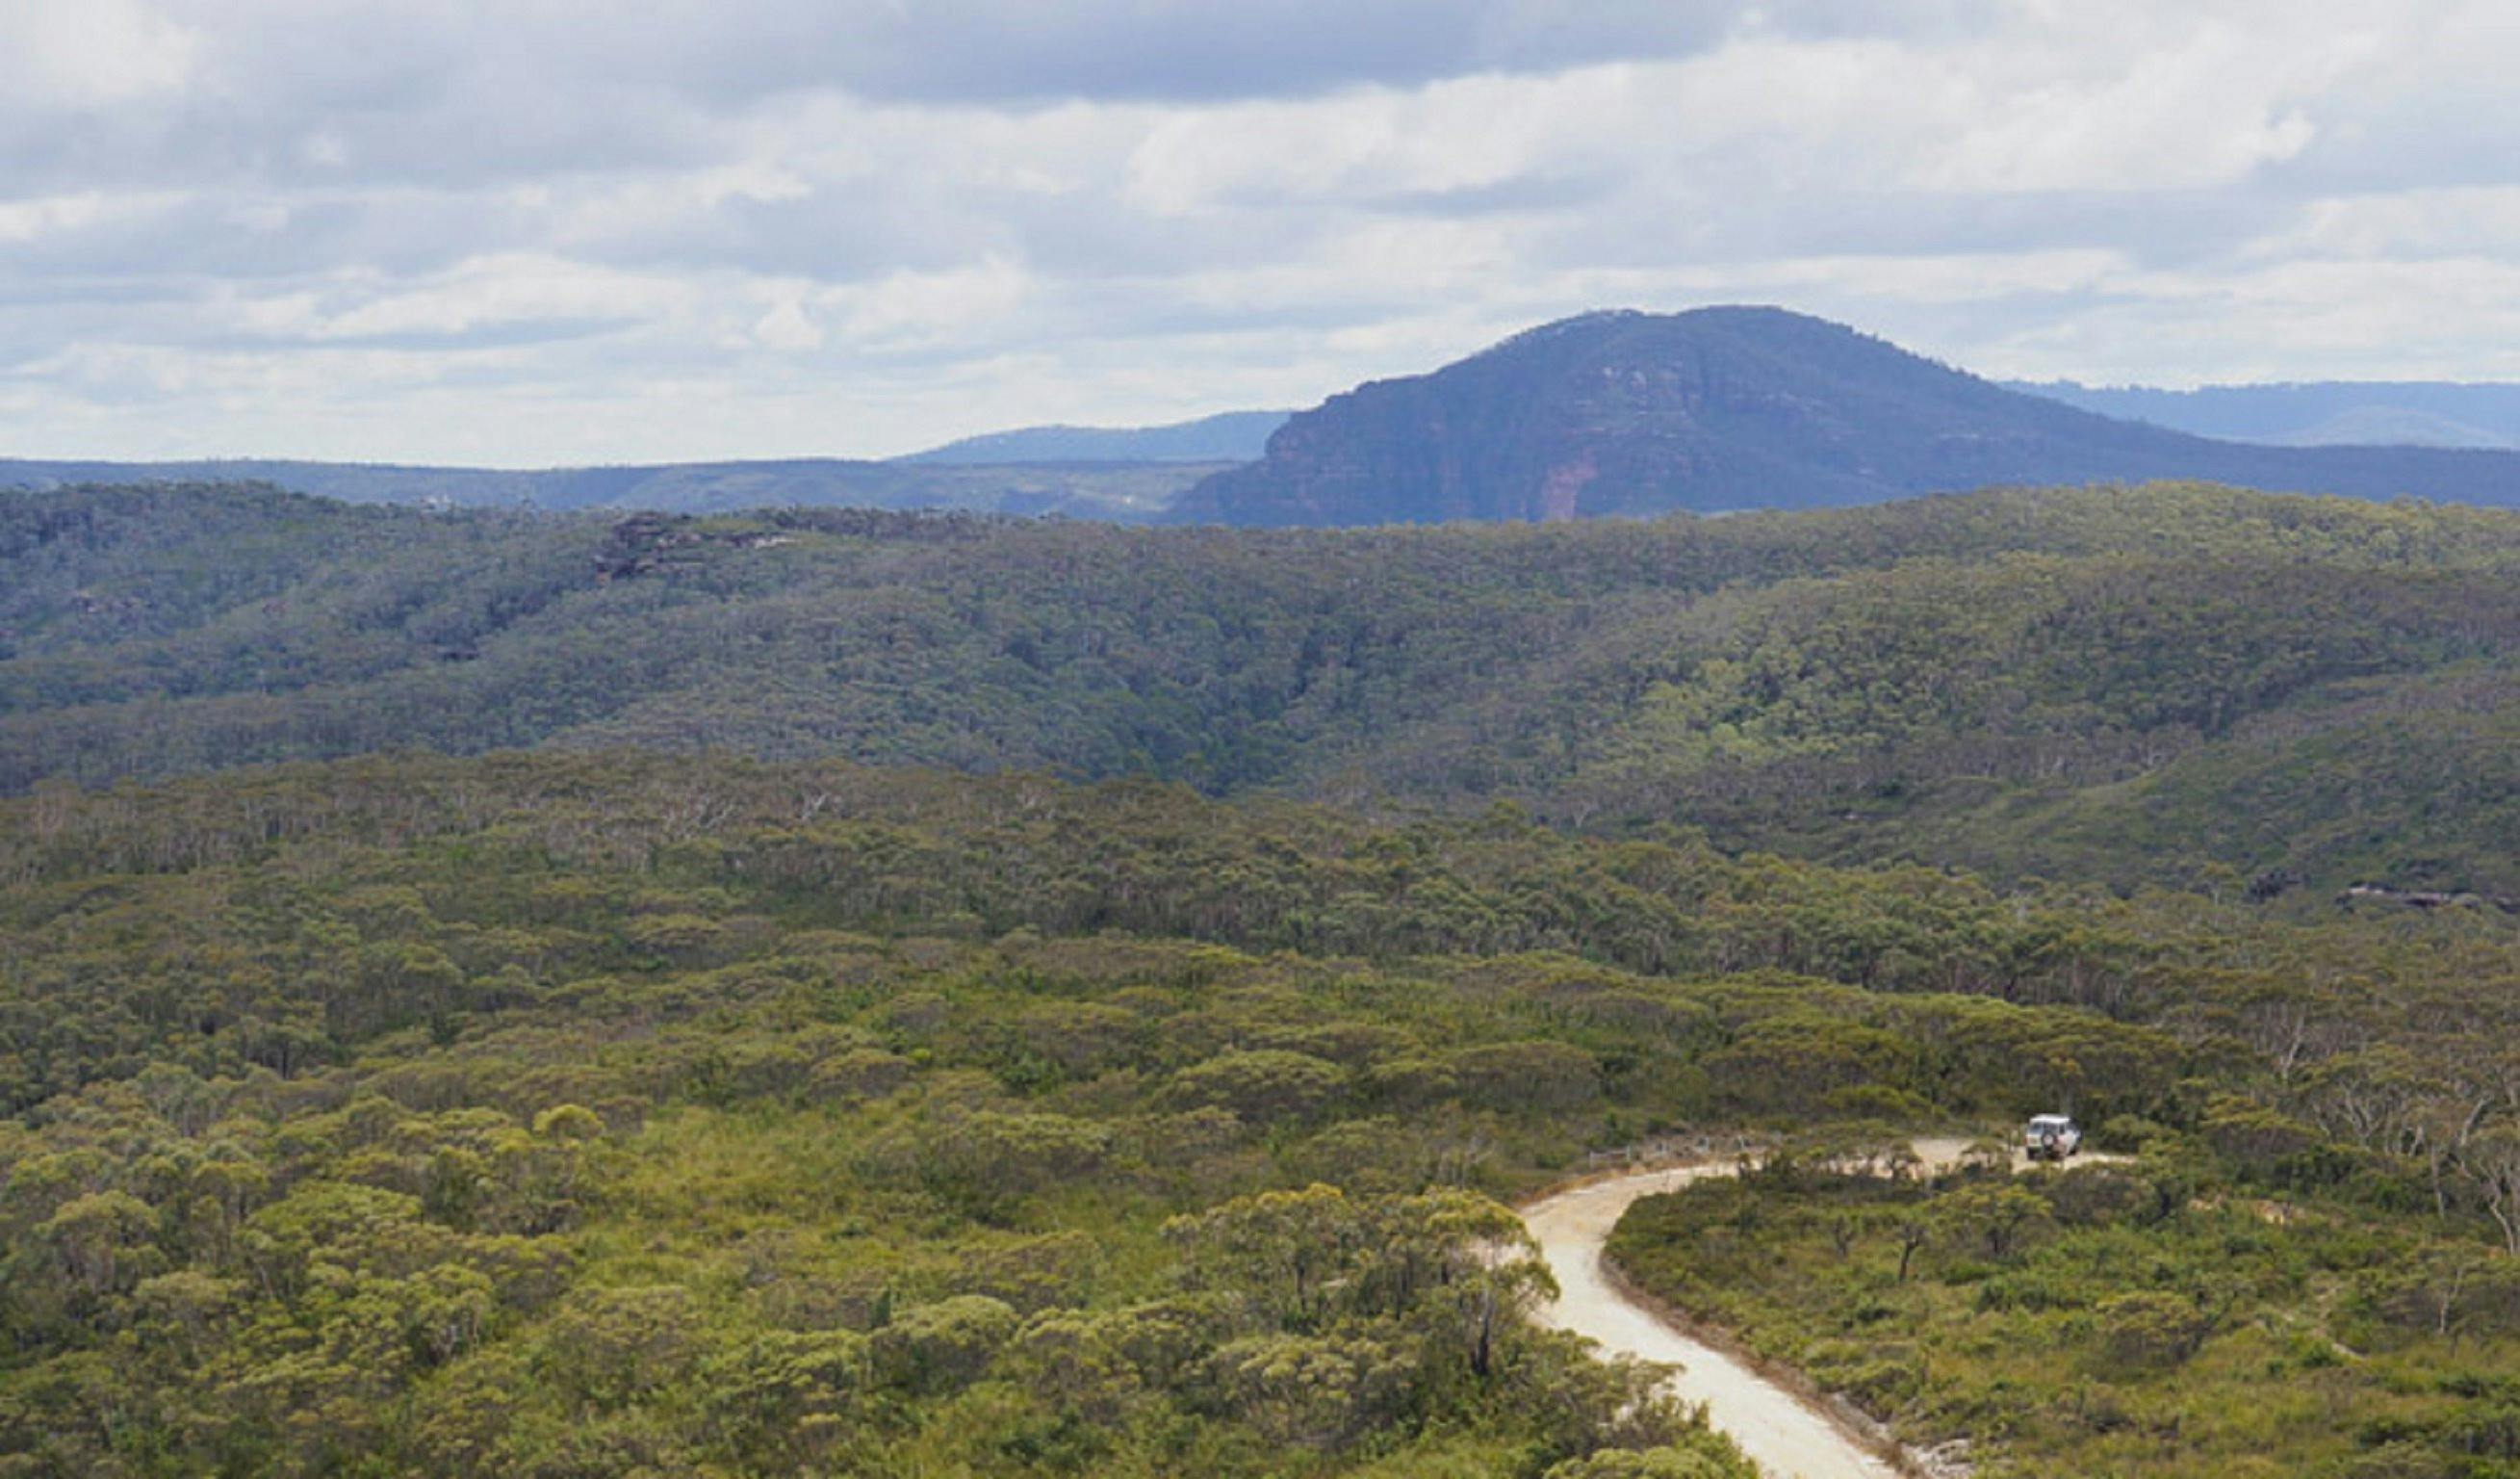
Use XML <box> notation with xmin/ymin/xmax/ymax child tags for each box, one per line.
<box><xmin>1915</xmin><ymin>17</ymin><xmax>2361</xmax><ymax>193</ymax></box>
<box><xmin>750</xmin><ymin>295</ymin><xmax>825</xmax><ymax>351</ymax></box>
<box><xmin>2266</xmin><ymin>187</ymin><xmax>2520</xmax><ymax>260</ymax></box>
<box><xmin>830</xmin><ymin>256</ymin><xmax>1034</xmax><ymax>346</ymax></box>
<box><xmin>0</xmin><ymin>194</ymin><xmax>118</xmax><ymax>245</ymax></box>
<box><xmin>225</xmin><ymin>255</ymin><xmax>693</xmax><ymax>343</ymax></box>
<box><xmin>1122</xmin><ymin>66</ymin><xmax>1626</xmax><ymax>215</ymax></box>
<box><xmin>0</xmin><ymin>0</ymin><xmax>197</xmax><ymax>111</ymax></box>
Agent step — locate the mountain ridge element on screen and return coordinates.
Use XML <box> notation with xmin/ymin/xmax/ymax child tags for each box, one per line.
<box><xmin>0</xmin><ymin>455</ymin><xmax>1219</xmax><ymax>521</ymax></box>
<box><xmin>2013</xmin><ymin>377</ymin><xmax>2520</xmax><ymax>448</ymax></box>
<box><xmin>7</xmin><ymin>477</ymin><xmax>2517</xmax><ymax>898</ymax></box>
<box><xmin>899</xmin><ymin>409</ymin><xmax>1288</xmax><ymax>464</ymax></box>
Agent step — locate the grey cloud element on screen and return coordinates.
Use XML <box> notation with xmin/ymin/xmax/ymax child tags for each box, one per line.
<box><xmin>1</xmin><ymin>2</ymin><xmax>1759</xmax><ymax>192</ymax></box>
<box><xmin>5</xmin><ymin>0</ymin><xmax>1991</xmax><ymax>195</ymax></box>
<box><xmin>2</xmin><ymin>1</ymin><xmax>2515</xmax><ymax>463</ymax></box>
<box><xmin>1547</xmin><ymin>189</ymin><xmax>2292</xmax><ymax>274</ymax></box>
<box><xmin>571</xmin><ymin>1</ymin><xmax>1751</xmax><ymax>106</ymax></box>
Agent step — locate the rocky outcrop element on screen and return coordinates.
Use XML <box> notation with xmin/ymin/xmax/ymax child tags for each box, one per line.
<box><xmin>593</xmin><ymin>513</ymin><xmax>792</xmax><ymax>581</ymax></box>
<box><xmin>2337</xmin><ymin>883</ymin><xmax>2520</xmax><ymax>915</ymax></box>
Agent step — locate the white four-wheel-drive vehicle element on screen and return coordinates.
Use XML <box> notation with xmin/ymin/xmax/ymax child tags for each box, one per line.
<box><xmin>2023</xmin><ymin>1114</ymin><xmax>2082</xmax><ymax>1161</ymax></box>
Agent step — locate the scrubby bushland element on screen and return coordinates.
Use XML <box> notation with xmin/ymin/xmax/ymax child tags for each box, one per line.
<box><xmin>3</xmin><ymin>754</ymin><xmax>2516</xmax><ymax>1473</ymax></box>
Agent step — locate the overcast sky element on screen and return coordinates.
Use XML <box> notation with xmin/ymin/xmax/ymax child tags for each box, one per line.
<box><xmin>6</xmin><ymin>1</ymin><xmax>2520</xmax><ymax>465</ymax></box>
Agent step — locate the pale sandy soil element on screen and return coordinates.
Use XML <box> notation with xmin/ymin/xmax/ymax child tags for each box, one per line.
<box><xmin>1520</xmin><ymin>1139</ymin><xmax>1990</xmax><ymax>1479</ymax></box>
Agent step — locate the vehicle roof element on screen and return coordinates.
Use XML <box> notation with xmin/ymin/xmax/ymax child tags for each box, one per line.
<box><xmin>2026</xmin><ymin>1114</ymin><xmax>2075</xmax><ymax>1125</ymax></box>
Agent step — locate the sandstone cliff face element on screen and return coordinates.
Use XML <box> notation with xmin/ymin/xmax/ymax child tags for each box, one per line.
<box><xmin>1171</xmin><ymin>307</ymin><xmax>2520</xmax><ymax>527</ymax></box>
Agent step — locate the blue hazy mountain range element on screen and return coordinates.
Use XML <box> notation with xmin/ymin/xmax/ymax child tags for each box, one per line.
<box><xmin>2007</xmin><ymin>381</ymin><xmax>2520</xmax><ymax>450</ymax></box>
<box><xmin>12</xmin><ymin>308</ymin><xmax>2520</xmax><ymax>522</ymax></box>
<box><xmin>899</xmin><ymin>410</ymin><xmax>1289</xmax><ymax>464</ymax></box>
<box><xmin>0</xmin><ymin>456</ymin><xmax>1224</xmax><ymax>522</ymax></box>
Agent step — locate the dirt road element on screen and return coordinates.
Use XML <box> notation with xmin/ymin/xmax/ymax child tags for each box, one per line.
<box><xmin>1522</xmin><ymin>1140</ymin><xmax>1982</xmax><ymax>1479</ymax></box>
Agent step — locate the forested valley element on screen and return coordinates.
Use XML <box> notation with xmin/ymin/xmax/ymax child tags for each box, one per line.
<box><xmin>9</xmin><ymin>482</ymin><xmax>2520</xmax><ymax>1476</ymax></box>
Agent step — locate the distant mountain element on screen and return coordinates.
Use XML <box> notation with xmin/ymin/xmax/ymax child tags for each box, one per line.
<box><xmin>2013</xmin><ymin>380</ymin><xmax>2520</xmax><ymax>449</ymax></box>
<box><xmin>900</xmin><ymin>409</ymin><xmax>1288</xmax><ymax>464</ymax></box>
<box><xmin>0</xmin><ymin>456</ymin><xmax>1221</xmax><ymax>521</ymax></box>
<box><xmin>1175</xmin><ymin>307</ymin><xmax>2520</xmax><ymax>526</ymax></box>
<box><xmin>26</xmin><ymin>317</ymin><xmax>2520</xmax><ymax>529</ymax></box>
<box><xmin>2270</xmin><ymin>406</ymin><xmax>2517</xmax><ymax>450</ymax></box>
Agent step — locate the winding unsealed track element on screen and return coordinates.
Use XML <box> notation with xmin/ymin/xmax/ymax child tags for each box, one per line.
<box><xmin>1520</xmin><ymin>1142</ymin><xmax>1984</xmax><ymax>1479</ymax></box>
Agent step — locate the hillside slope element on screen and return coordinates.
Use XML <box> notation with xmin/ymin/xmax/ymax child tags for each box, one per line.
<box><xmin>1175</xmin><ymin>308</ymin><xmax>2520</xmax><ymax>526</ymax></box>
<box><xmin>8</xmin><ymin>480</ymin><xmax>2519</xmax><ymax>896</ymax></box>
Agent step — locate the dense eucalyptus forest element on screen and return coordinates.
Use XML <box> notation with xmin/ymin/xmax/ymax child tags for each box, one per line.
<box><xmin>8</xmin><ymin>482</ymin><xmax>2520</xmax><ymax>1476</ymax></box>
<box><xmin>9</xmin><ymin>480</ymin><xmax>2519</xmax><ymax>895</ymax></box>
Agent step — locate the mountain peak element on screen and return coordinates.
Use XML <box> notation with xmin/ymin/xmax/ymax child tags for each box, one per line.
<box><xmin>1472</xmin><ymin>303</ymin><xmax>1867</xmax><ymax>357</ymax></box>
